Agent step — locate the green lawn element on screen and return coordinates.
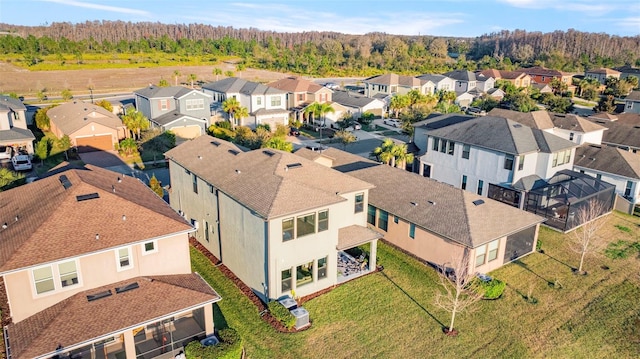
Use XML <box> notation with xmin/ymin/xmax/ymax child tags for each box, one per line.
<box><xmin>191</xmin><ymin>211</ymin><xmax>640</xmax><ymax>358</ymax></box>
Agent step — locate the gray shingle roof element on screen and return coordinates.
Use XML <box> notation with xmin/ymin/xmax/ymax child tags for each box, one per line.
<box><xmin>591</xmin><ymin>115</ymin><xmax>640</xmax><ymax>148</ymax></box>
<box><xmin>416</xmin><ymin>74</ymin><xmax>449</xmax><ymax>84</ymax></box>
<box><xmin>331</xmin><ymin>90</ymin><xmax>380</xmax><ymax>108</ymax></box>
<box><xmin>46</xmin><ymin>101</ymin><xmax>124</xmax><ymax>134</ymax></box>
<box><xmin>364</xmin><ymin>73</ymin><xmax>425</xmax><ymax>87</ymax></box>
<box><xmin>444</xmin><ymin>70</ymin><xmax>477</xmax><ymax>82</ymax></box>
<box><xmin>487</xmin><ymin>108</ymin><xmax>555</xmax><ymax>130</ymax></box>
<box><xmin>152</xmin><ymin>110</ymin><xmax>204</xmax><ymax>126</ymax></box>
<box><xmin>0</xmin><ymin>127</ymin><xmax>35</xmax><ymax>142</ymax></box>
<box><xmin>0</xmin><ymin>95</ymin><xmax>26</xmax><ymax>112</ymax></box>
<box><xmin>574</xmin><ymin>145</ymin><xmax>640</xmax><ymax>179</ymax></box>
<box><xmin>165</xmin><ymin>136</ymin><xmax>374</xmax><ymax>219</ymax></box>
<box><xmin>551</xmin><ymin>113</ymin><xmax>606</xmax><ymax>133</ymax></box>
<box><xmin>202</xmin><ymin>77</ymin><xmax>286</xmax><ymax>96</ymax></box>
<box><xmin>133</xmin><ymin>85</ymin><xmax>190</xmax><ymax>99</ymax></box>
<box><xmin>626</xmin><ymin>90</ymin><xmax>640</xmax><ymax>101</ymax></box>
<box><xmin>427</xmin><ymin>116</ymin><xmax>577</xmax><ymax>155</ymax></box>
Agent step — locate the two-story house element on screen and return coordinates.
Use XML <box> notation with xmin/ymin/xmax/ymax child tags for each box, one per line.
<box><xmin>550</xmin><ymin>113</ymin><xmax>607</xmax><ymax>145</ymax></box>
<box><xmin>588</xmin><ymin>112</ymin><xmax>640</xmax><ymax>152</ymax></box>
<box><xmin>584</xmin><ymin>68</ymin><xmax>621</xmax><ymax>85</ymax></box>
<box><xmin>416</xmin><ymin>74</ymin><xmax>456</xmax><ymax>93</ymax></box>
<box><xmin>165</xmin><ymin>135</ymin><xmax>382</xmax><ymax>302</ymax></box>
<box><xmin>613</xmin><ymin>65</ymin><xmax>640</xmax><ymax>82</ymax></box>
<box><xmin>363</xmin><ymin>73</ymin><xmax>435</xmax><ymax>98</ymax></box>
<box><xmin>331</xmin><ymin>90</ymin><xmax>386</xmax><ymax>120</ymax></box>
<box><xmin>478</xmin><ymin>69</ymin><xmax>532</xmax><ymax>89</ymax></box>
<box><xmin>0</xmin><ymin>95</ymin><xmax>35</xmax><ymax>155</ymax></box>
<box><xmin>444</xmin><ymin>70</ymin><xmax>478</xmax><ymax>94</ymax></box>
<box><xmin>514</xmin><ymin>66</ymin><xmax>573</xmax><ymax>85</ymax></box>
<box><xmin>623</xmin><ymin>90</ymin><xmax>640</xmax><ymax>114</ymax></box>
<box><xmin>0</xmin><ymin>165</ymin><xmax>221</xmax><ymax>359</ymax></box>
<box><xmin>201</xmin><ymin>77</ymin><xmax>290</xmax><ymax>130</ymax></box>
<box><xmin>295</xmin><ymin>147</ymin><xmax>545</xmax><ymax>275</ymax></box>
<box><xmin>46</xmin><ymin>101</ymin><xmax>127</xmax><ymax>152</ymax></box>
<box><xmin>133</xmin><ymin>86</ymin><xmax>213</xmax><ymax>139</ymax></box>
<box><xmin>265</xmin><ymin>76</ymin><xmax>342</xmax><ymax>124</ymax></box>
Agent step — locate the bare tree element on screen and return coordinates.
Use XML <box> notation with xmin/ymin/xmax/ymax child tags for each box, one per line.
<box><xmin>434</xmin><ymin>250</ymin><xmax>483</xmax><ymax>335</ymax></box>
<box><xmin>570</xmin><ymin>199</ymin><xmax>610</xmax><ymax>274</ymax></box>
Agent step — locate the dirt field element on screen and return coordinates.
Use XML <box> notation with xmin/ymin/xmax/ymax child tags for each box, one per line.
<box><xmin>0</xmin><ymin>61</ymin><xmax>290</xmax><ymax>97</ymax></box>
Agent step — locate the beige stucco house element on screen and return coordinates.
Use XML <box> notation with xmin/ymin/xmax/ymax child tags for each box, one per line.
<box><xmin>295</xmin><ymin>148</ymin><xmax>545</xmax><ymax>274</ymax></box>
<box><xmin>165</xmin><ymin>135</ymin><xmax>381</xmax><ymax>302</ymax></box>
<box><xmin>266</xmin><ymin>76</ymin><xmax>338</xmax><ymax>124</ymax></box>
<box><xmin>0</xmin><ymin>95</ymin><xmax>35</xmax><ymax>155</ymax></box>
<box><xmin>0</xmin><ymin>165</ymin><xmax>221</xmax><ymax>359</ymax></box>
<box><xmin>47</xmin><ymin>101</ymin><xmax>127</xmax><ymax>152</ymax></box>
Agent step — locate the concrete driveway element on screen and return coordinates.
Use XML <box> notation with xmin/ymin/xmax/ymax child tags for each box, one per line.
<box><xmin>79</xmin><ymin>150</ymin><xmax>128</xmax><ymax>168</ymax></box>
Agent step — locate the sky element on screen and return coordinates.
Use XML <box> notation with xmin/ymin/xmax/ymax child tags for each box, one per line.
<box><xmin>0</xmin><ymin>0</ymin><xmax>639</xmax><ymax>38</ymax></box>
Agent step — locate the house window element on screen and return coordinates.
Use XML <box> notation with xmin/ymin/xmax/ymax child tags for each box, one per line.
<box><xmin>205</xmin><ymin>221</ymin><xmax>210</xmax><ymax>242</ymax></box>
<box><xmin>282</xmin><ymin>218</ymin><xmax>294</xmax><ymax>241</ymax></box>
<box><xmin>439</xmin><ymin>139</ymin><xmax>447</xmax><ymax>153</ymax></box>
<box><xmin>475</xmin><ymin>245</ymin><xmax>487</xmax><ymax>267</ymax></box>
<box><xmin>142</xmin><ymin>240</ymin><xmax>157</xmax><ymax>254</ymax></box>
<box><xmin>477</xmin><ymin>180</ymin><xmax>484</xmax><ymax>195</ymax></box>
<box><xmin>296</xmin><ymin>261</ymin><xmax>313</xmax><ymax>287</ymax></box>
<box><xmin>596</xmin><ymin>173</ymin><xmax>602</xmax><ymax>180</ymax></box>
<box><xmin>488</xmin><ymin>240</ymin><xmax>499</xmax><ymax>262</ymax></box>
<box><xmin>462</xmin><ymin>144</ymin><xmax>470</xmax><ymax>159</ymax></box>
<box><xmin>552</xmin><ymin>149</ymin><xmax>571</xmax><ymax>167</ymax></box>
<box><xmin>625</xmin><ymin>181</ymin><xmax>633</xmax><ymax>197</ymax></box>
<box><xmin>461</xmin><ymin>175</ymin><xmax>467</xmax><ymax>190</ymax></box>
<box><xmin>409</xmin><ymin>223</ymin><xmax>415</xmax><ymax>239</ymax></box>
<box><xmin>447</xmin><ymin>140</ymin><xmax>455</xmax><ymax>155</ymax></box>
<box><xmin>569</xmin><ymin>132</ymin><xmax>574</xmax><ymax>141</ymax></box>
<box><xmin>59</xmin><ymin>260</ymin><xmax>79</xmax><ymax>287</ymax></box>
<box><xmin>271</xmin><ymin>96</ymin><xmax>282</xmax><ymax>106</ymax></box>
<box><xmin>192</xmin><ymin>173</ymin><xmax>198</xmax><ymax>194</ymax></box>
<box><xmin>394</xmin><ymin>215</ymin><xmax>399</xmax><ymax>224</ymax></box>
<box><xmin>423</xmin><ymin>164</ymin><xmax>431</xmax><ymax>178</ymax></box>
<box><xmin>160</xmin><ymin>99</ymin><xmax>168</xmax><ymax>110</ymax></box>
<box><xmin>281</xmin><ymin>269</ymin><xmax>292</xmax><ymax>292</ymax></box>
<box><xmin>355</xmin><ymin>193</ymin><xmax>364</xmax><ymax>213</ymax></box>
<box><xmin>33</xmin><ymin>266</ymin><xmax>55</xmax><ymax>294</ymax></box>
<box><xmin>117</xmin><ymin>247</ymin><xmax>133</xmax><ymax>271</ymax></box>
<box><xmin>318</xmin><ymin>210</ymin><xmax>329</xmax><ymax>232</ymax></box>
<box><xmin>317</xmin><ymin>256</ymin><xmax>328</xmax><ymax>279</ymax></box>
<box><xmin>256</xmin><ymin>97</ymin><xmax>262</xmax><ymax>106</ymax></box>
<box><xmin>504</xmin><ymin>154</ymin><xmax>514</xmax><ymax>170</ymax></box>
<box><xmin>378</xmin><ymin>210</ymin><xmax>388</xmax><ymax>231</ymax></box>
<box><xmin>186</xmin><ymin>98</ymin><xmax>204</xmax><ymax>111</ymax></box>
<box><xmin>367</xmin><ymin>205</ymin><xmax>376</xmax><ymax>225</ymax></box>
<box><xmin>432</xmin><ymin>138</ymin><xmax>439</xmax><ymax>151</ymax></box>
<box><xmin>298</xmin><ymin>94</ymin><xmax>304</xmax><ymax>101</ymax></box>
<box><xmin>518</xmin><ymin>155</ymin><xmax>525</xmax><ymax>171</ymax></box>
<box><xmin>296</xmin><ymin>213</ymin><xmax>316</xmax><ymax>237</ymax></box>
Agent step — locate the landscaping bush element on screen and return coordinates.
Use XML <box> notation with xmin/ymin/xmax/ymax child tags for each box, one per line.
<box><xmin>267</xmin><ymin>300</ymin><xmax>296</xmax><ymax>330</ymax></box>
<box><xmin>184</xmin><ymin>328</ymin><xmax>243</xmax><ymax>359</ymax></box>
<box><xmin>474</xmin><ymin>278</ymin><xmax>506</xmax><ymax>299</ymax></box>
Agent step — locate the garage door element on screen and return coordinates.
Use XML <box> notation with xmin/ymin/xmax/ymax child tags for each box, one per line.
<box><xmin>171</xmin><ymin>125</ymin><xmax>202</xmax><ymax>139</ymax></box>
<box><xmin>76</xmin><ymin>135</ymin><xmax>114</xmax><ymax>153</ymax></box>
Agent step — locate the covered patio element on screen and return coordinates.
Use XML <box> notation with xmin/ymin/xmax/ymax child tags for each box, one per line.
<box><xmin>337</xmin><ymin>225</ymin><xmax>382</xmax><ymax>283</ymax></box>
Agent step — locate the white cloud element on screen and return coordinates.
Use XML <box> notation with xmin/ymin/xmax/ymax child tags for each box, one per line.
<box><xmin>498</xmin><ymin>0</ymin><xmax>615</xmax><ymax>14</ymax></box>
<box><xmin>42</xmin><ymin>0</ymin><xmax>150</xmax><ymax>16</ymax></box>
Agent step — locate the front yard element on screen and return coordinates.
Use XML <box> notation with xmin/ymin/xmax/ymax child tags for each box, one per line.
<box><xmin>192</xmin><ymin>211</ymin><xmax>640</xmax><ymax>358</ymax></box>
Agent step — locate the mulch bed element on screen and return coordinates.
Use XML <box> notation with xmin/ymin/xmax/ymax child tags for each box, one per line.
<box><xmin>190</xmin><ymin>238</ymin><xmax>331</xmax><ymax>333</ymax></box>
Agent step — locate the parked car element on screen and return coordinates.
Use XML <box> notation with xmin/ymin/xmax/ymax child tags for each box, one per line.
<box><xmin>305</xmin><ymin>145</ymin><xmax>328</xmax><ymax>152</ymax></box>
<box><xmin>352</xmin><ymin>122</ymin><xmax>362</xmax><ymax>130</ymax></box>
<box><xmin>11</xmin><ymin>154</ymin><xmax>32</xmax><ymax>171</ymax></box>
<box><xmin>466</xmin><ymin>107</ymin><xmax>487</xmax><ymax>116</ymax></box>
<box><xmin>323</xmin><ymin>82</ymin><xmax>339</xmax><ymax>90</ymax></box>
<box><xmin>289</xmin><ymin>127</ymin><xmax>300</xmax><ymax>136</ymax></box>
<box><xmin>383</xmin><ymin>118</ymin><xmax>402</xmax><ymax>127</ymax></box>
<box><xmin>0</xmin><ymin>146</ymin><xmax>12</xmax><ymax>160</ymax></box>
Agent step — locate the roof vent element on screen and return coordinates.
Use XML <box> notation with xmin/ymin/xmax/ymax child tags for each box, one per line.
<box><xmin>428</xmin><ymin>200</ymin><xmax>436</xmax><ymax>205</ymax></box>
<box><xmin>87</xmin><ymin>290</ymin><xmax>112</xmax><ymax>302</ymax></box>
<box><xmin>634</xmin><ymin>126</ymin><xmax>640</xmax><ymax>129</ymax></box>
<box><xmin>211</xmin><ymin>140</ymin><xmax>220</xmax><ymax>146</ymax></box>
<box><xmin>263</xmin><ymin>150</ymin><xmax>276</xmax><ymax>157</ymax></box>
<box><xmin>410</xmin><ymin>201</ymin><xmax>418</xmax><ymax>206</ymax></box>
<box><xmin>235</xmin><ymin>169</ymin><xmax>241</xmax><ymax>174</ymax></box>
<box><xmin>286</xmin><ymin>163</ymin><xmax>302</xmax><ymax>169</ymax></box>
<box><xmin>76</xmin><ymin>193</ymin><xmax>100</xmax><ymax>202</ymax></box>
<box><xmin>228</xmin><ymin>149</ymin><xmax>240</xmax><ymax>155</ymax></box>
<box><xmin>115</xmin><ymin>282</ymin><xmax>139</xmax><ymax>294</ymax></box>
<box><xmin>513</xmin><ymin>124</ymin><xmax>522</xmax><ymax>128</ymax></box>
<box><xmin>472</xmin><ymin>199</ymin><xmax>485</xmax><ymax>206</ymax></box>
<box><xmin>59</xmin><ymin>175</ymin><xmax>72</xmax><ymax>189</ymax></box>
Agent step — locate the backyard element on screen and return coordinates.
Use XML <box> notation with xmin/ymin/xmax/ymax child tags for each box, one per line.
<box><xmin>192</xmin><ymin>211</ymin><xmax>640</xmax><ymax>358</ymax></box>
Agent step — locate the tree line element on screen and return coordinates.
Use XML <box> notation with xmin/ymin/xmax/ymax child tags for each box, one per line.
<box><xmin>0</xmin><ymin>21</ymin><xmax>639</xmax><ymax>77</ymax></box>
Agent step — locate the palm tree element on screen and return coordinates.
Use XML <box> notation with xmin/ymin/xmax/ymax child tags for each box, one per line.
<box><xmin>372</xmin><ymin>138</ymin><xmax>397</xmax><ymax>166</ymax></box>
<box><xmin>393</xmin><ymin>143</ymin><xmax>415</xmax><ymax>169</ymax></box>
<box><xmin>187</xmin><ymin>73</ymin><xmax>197</xmax><ymax>88</ymax></box>
<box><xmin>122</xmin><ymin>109</ymin><xmax>150</xmax><ymax>140</ymax></box>
<box><xmin>222</xmin><ymin>97</ymin><xmax>248</xmax><ymax>126</ymax></box>
<box><xmin>304</xmin><ymin>102</ymin><xmax>335</xmax><ymax>140</ymax></box>
<box><xmin>173</xmin><ymin>70</ymin><xmax>180</xmax><ymax>86</ymax></box>
<box><xmin>213</xmin><ymin>68</ymin><xmax>222</xmax><ymax>81</ymax></box>
<box><xmin>389</xmin><ymin>94</ymin><xmax>410</xmax><ymax>117</ymax></box>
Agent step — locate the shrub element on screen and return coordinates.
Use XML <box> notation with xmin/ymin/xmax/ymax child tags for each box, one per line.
<box><xmin>536</xmin><ymin>239</ymin><xmax>543</xmax><ymax>252</ymax></box>
<box><xmin>615</xmin><ymin>225</ymin><xmax>631</xmax><ymax>233</ymax></box>
<box><xmin>474</xmin><ymin>278</ymin><xmax>506</xmax><ymax>299</ymax></box>
<box><xmin>605</xmin><ymin>240</ymin><xmax>640</xmax><ymax>259</ymax></box>
<box><xmin>267</xmin><ymin>300</ymin><xmax>296</xmax><ymax>329</ymax></box>
<box><xmin>184</xmin><ymin>328</ymin><xmax>242</xmax><ymax>359</ymax></box>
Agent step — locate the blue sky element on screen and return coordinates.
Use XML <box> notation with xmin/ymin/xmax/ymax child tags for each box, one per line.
<box><xmin>1</xmin><ymin>0</ymin><xmax>639</xmax><ymax>37</ymax></box>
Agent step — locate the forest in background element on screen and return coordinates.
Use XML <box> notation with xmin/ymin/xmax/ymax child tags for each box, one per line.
<box><xmin>0</xmin><ymin>21</ymin><xmax>639</xmax><ymax>77</ymax></box>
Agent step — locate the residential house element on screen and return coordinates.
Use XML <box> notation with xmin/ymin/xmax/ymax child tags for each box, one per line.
<box><xmin>165</xmin><ymin>135</ymin><xmax>382</xmax><ymax>302</ymax></box>
<box><xmin>531</xmin><ymin>83</ymin><xmax>554</xmax><ymax>94</ymax></box>
<box><xmin>0</xmin><ymin>95</ymin><xmax>35</xmax><ymax>155</ymax></box>
<box><xmin>265</xmin><ymin>76</ymin><xmax>340</xmax><ymax>124</ymax></box>
<box><xmin>47</xmin><ymin>101</ymin><xmax>127</xmax><ymax>152</ymax></box>
<box><xmin>613</xmin><ymin>65</ymin><xmax>640</xmax><ymax>82</ymax></box>
<box><xmin>416</xmin><ymin>115</ymin><xmax>613</xmax><ymax>231</ymax></box>
<box><xmin>515</xmin><ymin>66</ymin><xmax>573</xmax><ymax>85</ymax></box>
<box><xmin>363</xmin><ymin>73</ymin><xmax>435</xmax><ymax>99</ymax></box>
<box><xmin>487</xmin><ymin>108</ymin><xmax>555</xmax><ymax>131</ymax></box>
<box><xmin>416</xmin><ymin>74</ymin><xmax>455</xmax><ymax>93</ymax></box>
<box><xmin>411</xmin><ymin>113</ymin><xmax>477</xmax><ymax>157</ymax></box>
<box><xmin>623</xmin><ymin>90</ymin><xmax>640</xmax><ymax>114</ymax></box>
<box><xmin>474</xmin><ymin>73</ymin><xmax>496</xmax><ymax>93</ymax></box>
<box><xmin>331</xmin><ymin>90</ymin><xmax>386</xmax><ymax>120</ymax></box>
<box><xmin>550</xmin><ymin>113</ymin><xmax>607</xmax><ymax>145</ymax></box>
<box><xmin>455</xmin><ymin>92</ymin><xmax>475</xmax><ymax>108</ymax></box>
<box><xmin>0</xmin><ymin>165</ymin><xmax>221</xmax><ymax>359</ymax></box>
<box><xmin>295</xmin><ymin>148</ymin><xmax>545</xmax><ymax>275</ymax></box>
<box><xmin>574</xmin><ymin>144</ymin><xmax>640</xmax><ymax>213</ymax></box>
<box><xmin>201</xmin><ymin>77</ymin><xmax>290</xmax><ymax>130</ymax></box>
<box><xmin>584</xmin><ymin>68</ymin><xmax>621</xmax><ymax>85</ymax></box>
<box><xmin>444</xmin><ymin>70</ymin><xmax>478</xmax><ymax>94</ymax></box>
<box><xmin>486</xmin><ymin>88</ymin><xmax>506</xmax><ymax>100</ymax></box>
<box><xmin>589</xmin><ymin>113</ymin><xmax>640</xmax><ymax>152</ymax></box>
<box><xmin>477</xmin><ymin>69</ymin><xmax>532</xmax><ymax>88</ymax></box>
<box><xmin>133</xmin><ymin>86</ymin><xmax>213</xmax><ymax>139</ymax></box>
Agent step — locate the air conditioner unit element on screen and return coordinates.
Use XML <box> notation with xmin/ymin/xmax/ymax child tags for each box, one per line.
<box><xmin>290</xmin><ymin>307</ymin><xmax>310</xmax><ymax>329</ymax></box>
<box><xmin>191</xmin><ymin>219</ymin><xmax>199</xmax><ymax>230</ymax></box>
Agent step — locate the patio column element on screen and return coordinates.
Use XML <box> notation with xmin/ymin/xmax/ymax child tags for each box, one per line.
<box><xmin>204</xmin><ymin>303</ymin><xmax>215</xmax><ymax>335</ymax></box>
<box><xmin>312</xmin><ymin>258</ymin><xmax>318</xmax><ymax>283</ymax></box>
<box><xmin>369</xmin><ymin>239</ymin><xmax>378</xmax><ymax>271</ymax></box>
<box><xmin>123</xmin><ymin>329</ymin><xmax>136</xmax><ymax>359</ymax></box>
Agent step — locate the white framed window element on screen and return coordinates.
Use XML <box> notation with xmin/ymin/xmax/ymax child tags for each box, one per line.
<box><xmin>271</xmin><ymin>96</ymin><xmax>282</xmax><ymax>106</ymax></box>
<box><xmin>160</xmin><ymin>99</ymin><xmax>169</xmax><ymax>111</ymax></box>
<box><xmin>58</xmin><ymin>260</ymin><xmax>79</xmax><ymax>288</ymax></box>
<box><xmin>318</xmin><ymin>210</ymin><xmax>329</xmax><ymax>232</ymax></box>
<box><xmin>116</xmin><ymin>247</ymin><xmax>133</xmax><ymax>271</ymax></box>
<box><xmin>142</xmin><ymin>240</ymin><xmax>158</xmax><ymax>255</ymax></box>
<box><xmin>33</xmin><ymin>265</ymin><xmax>55</xmax><ymax>295</ymax></box>
<box><xmin>475</xmin><ymin>245</ymin><xmax>487</xmax><ymax>267</ymax></box>
<box><xmin>488</xmin><ymin>240</ymin><xmax>499</xmax><ymax>262</ymax></box>
<box><xmin>186</xmin><ymin>98</ymin><xmax>205</xmax><ymax>111</ymax></box>
<box><xmin>256</xmin><ymin>97</ymin><xmax>262</xmax><ymax>105</ymax></box>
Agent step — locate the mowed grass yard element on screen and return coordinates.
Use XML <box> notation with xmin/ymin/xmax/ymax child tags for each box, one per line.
<box><xmin>191</xmin><ymin>211</ymin><xmax>640</xmax><ymax>359</ymax></box>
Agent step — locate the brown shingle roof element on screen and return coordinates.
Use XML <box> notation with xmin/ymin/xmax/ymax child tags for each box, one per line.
<box><xmin>488</xmin><ymin>108</ymin><xmax>555</xmax><ymax>130</ymax></box>
<box><xmin>6</xmin><ymin>273</ymin><xmax>221</xmax><ymax>359</ymax></box>
<box><xmin>337</xmin><ymin>225</ymin><xmax>383</xmax><ymax>250</ymax></box>
<box><xmin>551</xmin><ymin>113</ymin><xmax>606</xmax><ymax>133</ymax></box>
<box><xmin>46</xmin><ymin>101</ymin><xmax>124</xmax><ymax>134</ymax></box>
<box><xmin>515</xmin><ymin>66</ymin><xmax>564</xmax><ymax>77</ymax></box>
<box><xmin>586</xmin><ymin>68</ymin><xmax>621</xmax><ymax>76</ymax></box>
<box><xmin>266</xmin><ymin>76</ymin><xmax>325</xmax><ymax>94</ymax></box>
<box><xmin>0</xmin><ymin>166</ymin><xmax>192</xmax><ymax>272</ymax></box>
<box><xmin>626</xmin><ymin>90</ymin><xmax>640</xmax><ymax>102</ymax></box>
<box><xmin>165</xmin><ymin>136</ymin><xmax>374</xmax><ymax>219</ymax></box>
<box><xmin>574</xmin><ymin>145</ymin><xmax>640</xmax><ymax>179</ymax></box>
<box><xmin>364</xmin><ymin>73</ymin><xmax>425</xmax><ymax>87</ymax></box>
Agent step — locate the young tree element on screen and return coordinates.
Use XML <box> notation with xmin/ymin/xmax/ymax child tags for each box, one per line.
<box><xmin>187</xmin><ymin>74</ymin><xmax>197</xmax><ymax>88</ymax></box>
<box><xmin>225</xmin><ymin>70</ymin><xmax>234</xmax><ymax>77</ymax></box>
<box><xmin>173</xmin><ymin>70</ymin><xmax>181</xmax><ymax>86</ymax></box>
<box><xmin>58</xmin><ymin>134</ymin><xmax>71</xmax><ymax>160</ymax></box>
<box><xmin>34</xmin><ymin>138</ymin><xmax>51</xmax><ymax>166</ymax></box>
<box><xmin>262</xmin><ymin>137</ymin><xmax>293</xmax><ymax>152</ymax></box>
<box><xmin>35</xmin><ymin>107</ymin><xmax>51</xmax><ymax>131</ymax></box>
<box><xmin>61</xmin><ymin>89</ymin><xmax>73</xmax><ymax>101</ymax></box>
<box><xmin>334</xmin><ymin>130</ymin><xmax>356</xmax><ymax>150</ymax></box>
<box><xmin>434</xmin><ymin>251</ymin><xmax>483</xmax><ymax>335</ymax></box>
<box><xmin>594</xmin><ymin>95</ymin><xmax>616</xmax><ymax>113</ymax></box>
<box><xmin>149</xmin><ymin>174</ymin><xmax>164</xmax><ymax>197</ymax></box>
<box><xmin>0</xmin><ymin>168</ymin><xmax>25</xmax><ymax>191</ymax></box>
<box><xmin>95</xmin><ymin>99</ymin><xmax>113</xmax><ymax>112</ymax></box>
<box><xmin>213</xmin><ymin>67</ymin><xmax>222</xmax><ymax>81</ymax></box>
<box><xmin>118</xmin><ymin>138</ymin><xmax>139</xmax><ymax>157</ymax></box>
<box><xmin>570</xmin><ymin>199</ymin><xmax>610</xmax><ymax>274</ymax></box>
<box><xmin>158</xmin><ymin>78</ymin><xmax>170</xmax><ymax>87</ymax></box>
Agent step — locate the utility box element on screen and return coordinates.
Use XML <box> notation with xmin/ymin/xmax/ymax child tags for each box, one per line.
<box><xmin>278</xmin><ymin>297</ymin><xmax>297</xmax><ymax>310</ymax></box>
<box><xmin>290</xmin><ymin>307</ymin><xmax>310</xmax><ymax>329</ymax></box>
